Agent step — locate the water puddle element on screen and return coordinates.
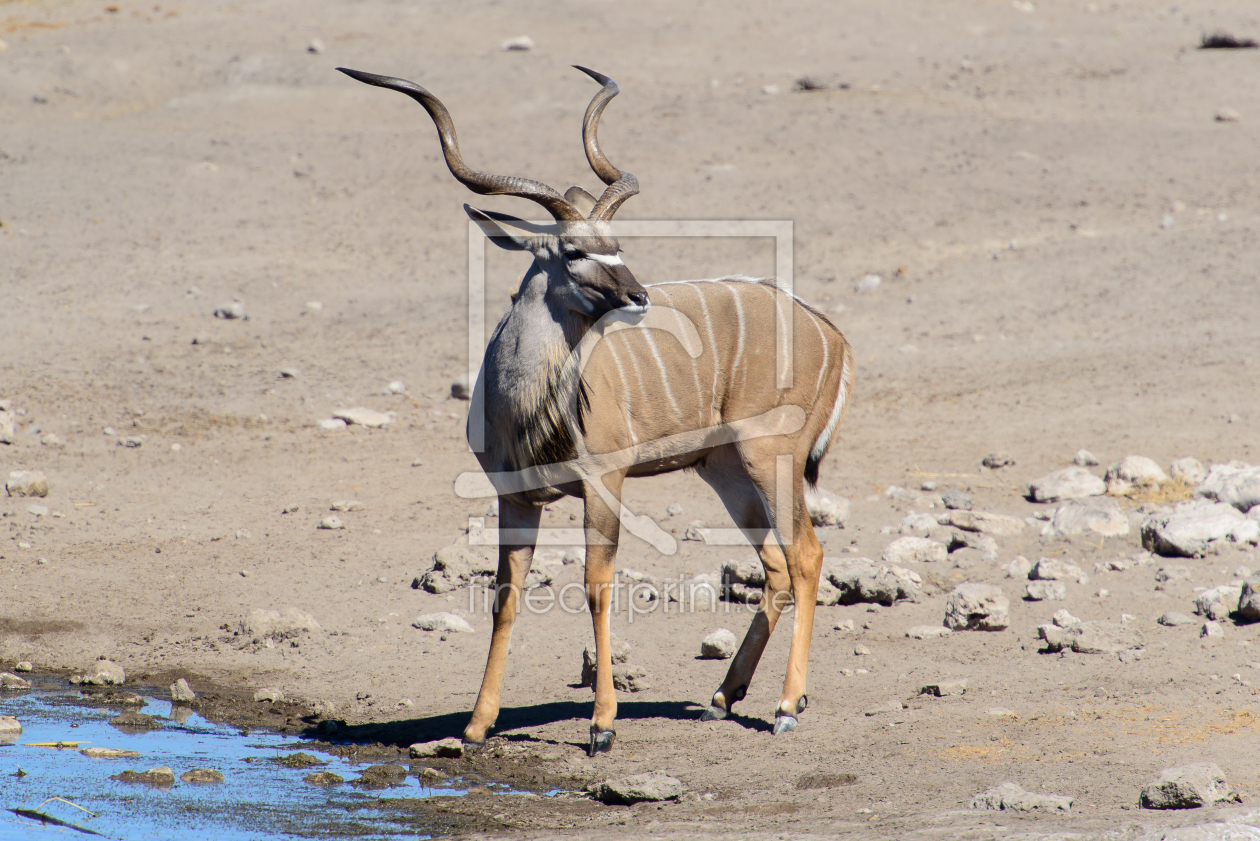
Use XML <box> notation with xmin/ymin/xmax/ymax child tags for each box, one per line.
<box><xmin>0</xmin><ymin>678</ymin><xmax>505</xmax><ymax>839</ymax></box>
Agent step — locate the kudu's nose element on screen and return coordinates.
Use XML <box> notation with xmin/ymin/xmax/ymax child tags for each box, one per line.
<box><xmin>628</xmin><ymin>291</ymin><xmax>649</xmax><ymax>308</ymax></box>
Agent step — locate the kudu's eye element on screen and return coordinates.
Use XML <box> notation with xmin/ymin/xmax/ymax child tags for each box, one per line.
<box><xmin>562</xmin><ymin>250</ymin><xmax>584</xmax><ymax>263</ymax></box>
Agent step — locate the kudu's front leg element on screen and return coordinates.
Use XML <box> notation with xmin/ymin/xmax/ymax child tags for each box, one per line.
<box><xmin>583</xmin><ymin>474</ymin><xmax>624</xmax><ymax>755</ymax></box>
<box><xmin>462</xmin><ymin>498</ymin><xmax>542</xmax><ymax>749</ymax></box>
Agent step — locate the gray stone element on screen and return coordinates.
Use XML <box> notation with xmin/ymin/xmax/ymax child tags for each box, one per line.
<box><xmin>581</xmin><ymin>638</ymin><xmax>632</xmax><ymax>686</ymax></box>
<box><xmin>0</xmin><ymin>409</ymin><xmax>14</xmax><ymax>445</ymax></box>
<box><xmin>864</xmin><ymin>699</ymin><xmax>906</xmax><ymax>716</ymax></box>
<box><xmin>683</xmin><ymin>521</ymin><xmax>708</xmax><ymax>541</ymax></box>
<box><xmin>982</xmin><ymin>452</ymin><xmax>1015</xmax><ymax>469</ymax></box>
<box><xmin>1196</xmin><ymin>461</ymin><xmax>1260</xmax><ymax>513</ymax></box>
<box><xmin>1141</xmin><ymin>499</ymin><xmax>1259</xmax><ymax>557</ymax></box>
<box><xmin>594</xmin><ymin>771</ymin><xmax>685</xmax><ymax>804</ymax></box>
<box><xmin>1195</xmin><ymin>584</ymin><xmax>1242</xmax><ymax>621</ymax></box>
<box><xmin>611</xmin><ymin>665</ymin><xmax>651</xmax><ymax>692</ymax></box>
<box><xmin>1025</xmin><ymin>580</ymin><xmax>1067</xmax><ymax>601</ymax></box>
<box><xmin>1045</xmin><ymin>497</ymin><xmax>1130</xmax><ymax>537</ymax></box>
<box><xmin>1139</xmin><ymin>763</ymin><xmax>1240</xmax><ymax>809</ymax></box>
<box><xmin>920</xmin><ymin>679</ymin><xmax>967</xmax><ymax>696</ymax></box>
<box><xmin>942</xmin><ymin>489</ymin><xmax>973</xmax><ymax>510</ymax></box>
<box><xmin>81</xmin><ymin>659</ymin><xmax>125</xmax><ymax>686</ymax></box>
<box><xmin>240</xmin><ymin>608</ymin><xmax>321</xmax><ymax>640</ymax></box>
<box><xmin>1039</xmin><ymin>620</ymin><xmax>1143</xmax><ymax>654</ymax></box>
<box><xmin>111</xmin><ymin>766</ymin><xmax>176</xmax><ymax>786</ymax></box>
<box><xmin>181</xmin><ymin>768</ymin><xmax>225</xmax><ymax>783</ymax></box>
<box><xmin>1155</xmin><ymin>565</ymin><xmax>1192</xmax><ymax>583</ymax></box>
<box><xmin>825</xmin><ymin>557</ymin><xmax>923</xmax><ymax>606</ymax></box>
<box><xmin>700</xmin><ymin>629</ymin><xmax>737</xmax><ymax>659</ymax></box>
<box><xmin>170</xmin><ymin>678</ymin><xmax>196</xmax><ymax>704</ymax></box>
<box><xmin>409</xmin><ymin>738</ymin><xmax>463</xmax><ymax>758</ymax></box>
<box><xmin>944</xmin><ymin>583</ymin><xmax>1010</xmax><ymax>631</ymax></box>
<box><xmin>0</xmin><ymin>716</ymin><xmax>23</xmax><ymax>735</ymax></box>
<box><xmin>254</xmin><ymin>687</ymin><xmax>284</xmax><ymax>703</ymax></box>
<box><xmin>317</xmin><ymin>418</ymin><xmax>347</xmax><ymax>431</ymax></box>
<box><xmin>1029</xmin><ymin>467</ymin><xmax>1106</xmax><ymax>503</ymax></box>
<box><xmin>412</xmin><ymin>613</ymin><xmax>474</xmax><ymax>633</ymax></box>
<box><xmin>1074</xmin><ymin>449</ymin><xmax>1100</xmax><ymax>467</ymax></box>
<box><xmin>938</xmin><ymin>510</ymin><xmax>1024</xmax><ymax>536</ymax></box>
<box><xmin>5</xmin><ymin>470</ymin><xmax>49</xmax><ymax>498</ymax></box>
<box><xmin>899</xmin><ymin>512</ymin><xmax>940</xmax><ymax>536</ymax></box>
<box><xmin>331</xmin><ymin>407</ymin><xmax>393</xmax><ymax>428</ymax></box>
<box><xmin>1</xmin><ymin>672</ymin><xmax>31</xmax><ymax>690</ymax></box>
<box><xmin>721</xmin><ymin>558</ymin><xmax>766</xmax><ymax>603</ymax></box>
<box><xmin>806</xmin><ymin>486</ymin><xmax>850</xmax><ymax>527</ymax></box>
<box><xmin>1106</xmin><ymin>456</ymin><xmax>1169</xmax><ymax>495</ymax></box>
<box><xmin>1237</xmin><ymin>580</ymin><xmax>1260</xmax><ymax>622</ymax></box>
<box><xmin>1201</xmin><ymin>621</ymin><xmax>1225</xmax><ymax>638</ymax></box>
<box><xmin>213</xmin><ymin>301</ymin><xmax>245</xmax><ymax>319</ymax></box>
<box><xmin>882</xmin><ymin>536</ymin><xmax>948</xmax><ymax>565</ymax></box>
<box><xmin>1006</xmin><ymin>556</ymin><xmax>1033</xmax><ymax>579</ymax></box>
<box><xmin>971</xmin><ymin>781</ymin><xmax>1072</xmax><ymax>813</ymax></box>
<box><xmin>906</xmin><ymin>625</ymin><xmax>952</xmax><ymax>639</ymax></box>
<box><xmin>1169</xmin><ymin>457</ymin><xmax>1208</xmax><ymax>487</ymax></box>
<box><xmin>1031</xmin><ymin>558</ymin><xmax>1089</xmax><ymax>585</ymax></box>
<box><xmin>318</xmin><ymin>515</ymin><xmax>344</xmax><ymax>530</ymax></box>
<box><xmin>1052</xmin><ymin>609</ymin><xmax>1080</xmax><ymax>627</ymax></box>
<box><xmin>330</xmin><ymin>500</ymin><xmax>363</xmax><ymax>512</ymax></box>
<box><xmin>451</xmin><ymin>375</ymin><xmax>472</xmax><ymax>400</ymax></box>
<box><xmin>1158</xmin><ymin>612</ymin><xmax>1197</xmax><ymax>627</ymax></box>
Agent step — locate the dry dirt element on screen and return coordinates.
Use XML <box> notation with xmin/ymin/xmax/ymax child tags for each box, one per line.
<box><xmin>3</xmin><ymin>0</ymin><xmax>1260</xmax><ymax>838</ymax></box>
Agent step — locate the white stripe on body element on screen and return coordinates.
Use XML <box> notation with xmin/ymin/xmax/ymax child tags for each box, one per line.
<box><xmin>809</xmin><ymin>355</ymin><xmax>850</xmax><ymax>463</ymax></box>
<box><xmin>804</xmin><ymin>308</ymin><xmax>829</xmax><ymax>404</ymax></box>
<box><xmin>605</xmin><ymin>338</ymin><xmax>638</xmax><ymax>445</ymax></box>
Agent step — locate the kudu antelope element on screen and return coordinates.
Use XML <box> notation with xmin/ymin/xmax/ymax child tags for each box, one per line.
<box><xmin>339</xmin><ymin>65</ymin><xmax>853</xmax><ymax>755</ymax></box>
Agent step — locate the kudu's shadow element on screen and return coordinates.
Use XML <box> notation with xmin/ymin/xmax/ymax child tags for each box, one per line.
<box><xmin>302</xmin><ymin>699</ymin><xmax>771</xmax><ymax>746</ymax></box>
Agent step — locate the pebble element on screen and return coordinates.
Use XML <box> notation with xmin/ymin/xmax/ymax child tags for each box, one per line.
<box><xmin>1053</xmin><ymin>609</ymin><xmax>1081</xmax><ymax>627</ymax></box>
<box><xmin>181</xmin><ymin>768</ymin><xmax>225</xmax><ymax>783</ymax></box>
<box><xmin>881</xmin><ymin>536</ymin><xmax>947</xmax><ymax>565</ymax></box>
<box><xmin>500</xmin><ymin>35</ymin><xmax>535</xmax><ymax>51</ymax></box>
<box><xmin>906</xmin><ymin>625</ymin><xmax>952</xmax><ymax>640</ymax></box>
<box><xmin>863</xmin><ymin>699</ymin><xmax>906</xmax><ymax>716</ymax></box>
<box><xmin>27</xmin><ymin>504</ymin><xmax>48</xmax><ymax>517</ymax></box>
<box><xmin>384</xmin><ymin>380</ymin><xmax>406</xmax><ymax>395</ymax></box>
<box><xmin>1168</xmin><ymin>457</ymin><xmax>1207</xmax><ymax>487</ymax></box>
<box><xmin>1</xmin><ymin>672</ymin><xmax>31</xmax><ymax>690</ymax></box>
<box><xmin>412</xmin><ymin>613</ymin><xmax>474</xmax><ymax>633</ymax></box>
<box><xmin>666</xmin><ymin>503</ymin><xmax>684</xmax><ymax>516</ymax></box>
<box><xmin>1031</xmin><ymin>557</ymin><xmax>1089</xmax><ymax>584</ymax></box>
<box><xmin>855</xmin><ymin>274</ymin><xmax>881</xmax><ymax>294</ymax></box>
<box><xmin>306</xmin><ymin>38</ymin><xmax>324</xmax><ymax>54</ymax></box>
<box><xmin>409</xmin><ymin>737</ymin><xmax>464</xmax><ymax>758</ymax></box>
<box><xmin>1073</xmin><ymin>449</ymin><xmax>1100</xmax><ymax>467</ymax></box>
<box><xmin>1158</xmin><ymin>612</ymin><xmax>1196</xmax><ymax>626</ymax></box>
<box><xmin>982</xmin><ymin>452</ymin><xmax>1015</xmax><ymax>469</ymax></box>
<box><xmin>5</xmin><ymin>470</ymin><xmax>50</xmax><ymax>498</ymax></box>
<box><xmin>254</xmin><ymin>687</ymin><xmax>285</xmax><ymax>703</ymax></box>
<box><xmin>332</xmin><ymin>407</ymin><xmax>392</xmax><ymax>428</ymax></box>
<box><xmin>806</xmin><ymin>487</ymin><xmax>850</xmax><ymax>527</ymax></box>
<box><xmin>81</xmin><ymin>659</ymin><xmax>125</xmax><ymax>686</ymax></box>
<box><xmin>40</xmin><ymin>432</ymin><xmax>62</xmax><ymax>447</ymax></box>
<box><xmin>1028</xmin><ymin>466</ymin><xmax>1105</xmax><ymax>503</ymax></box>
<box><xmin>1025</xmin><ymin>580</ymin><xmax>1067</xmax><ymax>601</ymax></box>
<box><xmin>700</xmin><ymin>628</ymin><xmax>737</xmax><ymax>659</ymax></box>
<box><xmin>170</xmin><ymin>678</ymin><xmax>196</xmax><ymax>704</ymax></box>
<box><xmin>1006</xmin><ymin>556</ymin><xmax>1033</xmax><ymax>578</ymax></box>
<box><xmin>1104</xmin><ymin>456</ymin><xmax>1167</xmax><ymax>495</ymax></box>
<box><xmin>821</xmin><ymin>557</ymin><xmax>923</xmax><ymax>606</ymax></box>
<box><xmin>1201</xmin><ymin>621</ymin><xmax>1225</xmax><ymax>639</ymax></box>
<box><xmin>593</xmin><ymin>771</ymin><xmax>685</xmax><ymax>804</ymax></box>
<box><xmin>118</xmin><ymin>436</ymin><xmax>143</xmax><ymax>448</ymax></box>
<box><xmin>305</xmin><ymin>771</ymin><xmax>344</xmax><ymax>786</ymax></box>
<box><xmin>278</xmin><ymin>368</ymin><xmax>299</xmax><ymax>379</ymax></box>
<box><xmin>1039</xmin><ymin>620</ymin><xmax>1143</xmax><ymax>654</ymax></box>
<box><xmin>317</xmin><ymin>418</ymin><xmax>347</xmax><ymax>431</ymax></box>
<box><xmin>240</xmin><ymin>607</ymin><xmax>321</xmax><ymax>639</ymax></box>
<box><xmin>854</xmin><ymin>643</ymin><xmax>871</xmax><ymax>656</ymax></box>
<box><xmin>14</xmin><ymin>662</ymin><xmax>32</xmax><ymax>672</ymax></box>
<box><xmin>938</xmin><ymin>510</ymin><xmax>1024</xmax><ymax>536</ymax></box>
<box><xmin>451</xmin><ymin>375</ymin><xmax>472</xmax><ymax>400</ymax></box>
<box><xmin>920</xmin><ymin>679</ymin><xmax>966</xmax><ymax>697</ymax></box>
<box><xmin>1238</xmin><ymin>581</ymin><xmax>1260</xmax><ymax>622</ymax></box>
<box><xmin>111</xmin><ymin>766</ymin><xmax>175</xmax><ymax>786</ymax></box>
<box><xmin>761</xmin><ymin>84</ymin><xmax>780</xmax><ymax>95</ymax></box>
<box><xmin>213</xmin><ymin>301</ymin><xmax>245</xmax><ymax>319</ymax></box>
<box><xmin>80</xmin><ymin>747</ymin><xmax>140</xmax><ymax>758</ymax></box>
<box><xmin>318</xmin><ymin>516</ymin><xmax>344</xmax><ymax>530</ymax></box>
<box><xmin>1044</xmin><ymin>496</ymin><xmax>1130</xmax><ymax>537</ymax></box>
<box><xmin>833</xmin><ymin>619</ymin><xmax>855</xmax><ymax>631</ymax></box>
<box><xmin>1140</xmin><ymin>763</ymin><xmax>1240</xmax><ymax>809</ymax></box>
<box><xmin>944</xmin><ymin>583</ymin><xmax>1010</xmax><ymax>631</ymax></box>
<box><xmin>1215</xmin><ymin>108</ymin><xmax>1241</xmax><ymax>123</ymax></box>
<box><xmin>330</xmin><ymin>500</ymin><xmax>363</xmax><ymax>512</ymax></box>
<box><xmin>941</xmin><ymin>489</ymin><xmax>973</xmax><ymax>510</ymax></box>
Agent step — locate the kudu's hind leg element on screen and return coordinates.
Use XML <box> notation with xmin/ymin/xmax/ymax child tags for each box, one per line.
<box><xmin>695</xmin><ymin>449</ymin><xmax>794</xmax><ymax>723</ymax></box>
<box><xmin>462</xmin><ymin>498</ymin><xmax>542</xmax><ymax>748</ymax></box>
<box><xmin>582</xmin><ymin>473</ymin><xmax>625</xmax><ymax>755</ymax></box>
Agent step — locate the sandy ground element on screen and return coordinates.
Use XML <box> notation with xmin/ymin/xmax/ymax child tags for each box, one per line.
<box><xmin>3</xmin><ymin>0</ymin><xmax>1260</xmax><ymax>837</ymax></box>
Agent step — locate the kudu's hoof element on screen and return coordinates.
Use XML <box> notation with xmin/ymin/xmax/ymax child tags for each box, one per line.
<box><xmin>588</xmin><ymin>728</ymin><xmax>616</xmax><ymax>756</ymax></box>
<box><xmin>461</xmin><ymin>738</ymin><xmax>486</xmax><ymax>755</ymax></box>
<box><xmin>699</xmin><ymin>704</ymin><xmax>728</xmax><ymax>722</ymax></box>
<box><xmin>772</xmin><ymin>714</ymin><xmax>798</xmax><ymax>735</ymax></box>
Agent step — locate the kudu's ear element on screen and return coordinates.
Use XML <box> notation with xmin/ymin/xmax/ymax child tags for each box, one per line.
<box><xmin>563</xmin><ymin>186</ymin><xmax>598</xmax><ymax>218</ymax></box>
<box><xmin>464</xmin><ymin>205</ymin><xmax>535</xmax><ymax>251</ymax></box>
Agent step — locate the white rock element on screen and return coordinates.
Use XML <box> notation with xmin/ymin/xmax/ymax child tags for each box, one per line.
<box><xmin>882</xmin><ymin>536</ymin><xmax>947</xmax><ymax>565</ymax></box>
<box><xmin>6</xmin><ymin>470</ymin><xmax>49</xmax><ymax>498</ymax></box>
<box><xmin>317</xmin><ymin>418</ymin><xmax>347</xmax><ymax>431</ymax></box>
<box><xmin>938</xmin><ymin>510</ymin><xmax>1024</xmax><ymax>536</ymax></box>
<box><xmin>1195</xmin><ymin>461</ymin><xmax>1260</xmax><ymax>513</ymax></box>
<box><xmin>213</xmin><ymin>301</ymin><xmax>245</xmax><ymax>319</ymax></box>
<box><xmin>1073</xmin><ymin>449</ymin><xmax>1100</xmax><ymax>467</ymax></box>
<box><xmin>920</xmin><ymin>679</ymin><xmax>965</xmax><ymax>696</ymax></box>
<box><xmin>1025</xmin><ymin>581</ymin><xmax>1067</xmax><ymax>601</ymax></box>
<box><xmin>171</xmin><ymin>678</ymin><xmax>196</xmax><ymax>703</ymax></box>
<box><xmin>500</xmin><ymin>35</ymin><xmax>535</xmax><ymax>51</ymax></box>
<box><xmin>384</xmin><ymin>380</ymin><xmax>406</xmax><ymax>395</ymax></box>
<box><xmin>254</xmin><ymin>687</ymin><xmax>284</xmax><ymax>703</ymax></box>
<box><xmin>1157</xmin><ymin>612</ymin><xmax>1196</xmax><ymax>626</ymax></box>
<box><xmin>1031</xmin><ymin>558</ymin><xmax>1089</xmax><ymax>585</ymax></box>
<box><xmin>1168</xmin><ymin>457</ymin><xmax>1207</xmax><ymax>487</ymax></box>
<box><xmin>0</xmin><ymin>715</ymin><xmax>21</xmax><ymax>736</ymax></box>
<box><xmin>1215</xmin><ymin>108</ymin><xmax>1241</xmax><ymax>123</ymax></box>
<box><xmin>330</xmin><ymin>500</ymin><xmax>363</xmax><ymax>512</ymax></box>
<box><xmin>1194</xmin><ymin>583</ymin><xmax>1243</xmax><ymax>621</ymax></box>
<box><xmin>906</xmin><ymin>625</ymin><xmax>952</xmax><ymax>639</ymax></box>
<box><xmin>1142</xmin><ymin>499</ymin><xmax>1259</xmax><ymax>557</ymax></box>
<box><xmin>81</xmin><ymin>659</ymin><xmax>125</xmax><ymax>686</ymax></box>
<box><xmin>1028</xmin><ymin>467</ymin><xmax>1105</xmax><ymax>503</ymax></box>
<box><xmin>0</xmin><ymin>409</ymin><xmax>14</xmax><ymax>444</ymax></box>
<box><xmin>806</xmin><ymin>486</ymin><xmax>850</xmax><ymax>527</ymax></box>
<box><xmin>1201</xmin><ymin>621</ymin><xmax>1225</xmax><ymax>639</ymax></box>
<box><xmin>971</xmin><ymin>781</ymin><xmax>1072</xmax><ymax>812</ymax></box>
<box><xmin>332</xmin><ymin>407</ymin><xmax>392</xmax><ymax>428</ymax></box>
<box><xmin>1044</xmin><ymin>496</ymin><xmax>1130</xmax><ymax>537</ymax></box>
<box><xmin>1052</xmin><ymin>609</ymin><xmax>1080</xmax><ymax>627</ymax></box>
<box><xmin>306</xmin><ymin>38</ymin><xmax>325</xmax><ymax>54</ymax></box>
<box><xmin>855</xmin><ymin>274</ymin><xmax>881</xmax><ymax>294</ymax></box>
<box><xmin>700</xmin><ymin>628</ymin><xmax>737</xmax><ymax>659</ymax></box>
<box><xmin>1140</xmin><ymin>763</ymin><xmax>1239</xmax><ymax>809</ymax></box>
<box><xmin>318</xmin><ymin>516</ymin><xmax>344</xmax><ymax>530</ymax></box>
<box><xmin>1</xmin><ymin>672</ymin><xmax>31</xmax><ymax>690</ymax></box>
<box><xmin>1105</xmin><ymin>456</ymin><xmax>1168</xmax><ymax>495</ymax></box>
<box><xmin>1006</xmin><ymin>556</ymin><xmax>1033</xmax><ymax>578</ymax></box>
<box><xmin>1039</xmin><ymin>620</ymin><xmax>1143</xmax><ymax>654</ymax></box>
<box><xmin>899</xmin><ymin>513</ymin><xmax>939</xmax><ymax>536</ymax></box>
<box><xmin>944</xmin><ymin>583</ymin><xmax>1010</xmax><ymax>631</ymax></box>
<box><xmin>409</xmin><ymin>737</ymin><xmax>463</xmax><ymax>758</ymax></box>
<box><xmin>413</xmin><ymin>613</ymin><xmax>474</xmax><ymax>633</ymax></box>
